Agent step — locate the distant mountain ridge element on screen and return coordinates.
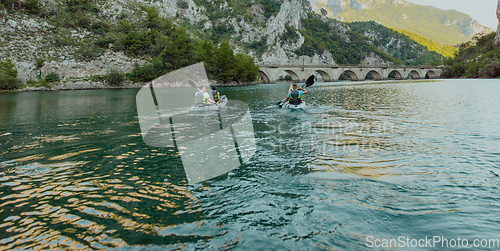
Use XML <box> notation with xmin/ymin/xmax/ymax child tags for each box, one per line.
<box><xmin>310</xmin><ymin>0</ymin><xmax>494</xmax><ymax>45</ymax></box>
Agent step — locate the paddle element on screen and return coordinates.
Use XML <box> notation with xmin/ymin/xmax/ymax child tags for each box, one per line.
<box><xmin>188</xmin><ymin>79</ymin><xmax>200</xmax><ymax>91</ymax></box>
<box><xmin>275</xmin><ymin>75</ymin><xmax>315</xmax><ymax>106</ymax></box>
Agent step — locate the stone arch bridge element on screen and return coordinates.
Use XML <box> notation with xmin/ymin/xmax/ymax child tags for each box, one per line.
<box><xmin>258</xmin><ymin>65</ymin><xmax>443</xmax><ymax>83</ymax></box>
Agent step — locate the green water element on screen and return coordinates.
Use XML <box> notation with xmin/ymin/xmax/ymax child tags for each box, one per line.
<box><xmin>0</xmin><ymin>79</ymin><xmax>499</xmax><ymax>250</ymax></box>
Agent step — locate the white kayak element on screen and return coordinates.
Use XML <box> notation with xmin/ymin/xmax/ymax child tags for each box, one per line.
<box><xmin>281</xmin><ymin>102</ymin><xmax>307</xmax><ymax>109</ymax></box>
<box><xmin>191</xmin><ymin>96</ymin><xmax>228</xmax><ymax>111</ymax></box>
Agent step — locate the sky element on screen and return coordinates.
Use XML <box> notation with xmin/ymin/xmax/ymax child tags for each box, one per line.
<box><xmin>404</xmin><ymin>0</ymin><xmax>498</xmax><ymax>29</ymax></box>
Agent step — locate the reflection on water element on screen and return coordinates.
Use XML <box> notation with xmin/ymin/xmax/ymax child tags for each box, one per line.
<box><xmin>1</xmin><ymin>80</ymin><xmax>500</xmax><ymax>250</ymax></box>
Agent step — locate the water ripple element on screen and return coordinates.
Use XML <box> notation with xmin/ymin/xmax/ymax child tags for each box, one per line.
<box><xmin>0</xmin><ymin>81</ymin><xmax>499</xmax><ymax>249</ymax></box>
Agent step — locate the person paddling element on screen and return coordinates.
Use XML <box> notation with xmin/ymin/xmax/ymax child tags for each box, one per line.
<box><xmin>210</xmin><ymin>86</ymin><xmax>221</xmax><ymax>104</ymax></box>
<box><xmin>284</xmin><ymin>83</ymin><xmax>307</xmax><ymax>105</ymax></box>
<box><xmin>195</xmin><ymin>86</ymin><xmax>215</xmax><ymax>107</ymax></box>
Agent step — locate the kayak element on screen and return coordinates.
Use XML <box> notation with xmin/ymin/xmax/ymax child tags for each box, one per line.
<box><xmin>273</xmin><ymin>75</ymin><xmax>315</xmax><ymax>109</ymax></box>
<box><xmin>281</xmin><ymin>102</ymin><xmax>307</xmax><ymax>109</ymax></box>
<box><xmin>191</xmin><ymin>96</ymin><xmax>228</xmax><ymax>111</ymax></box>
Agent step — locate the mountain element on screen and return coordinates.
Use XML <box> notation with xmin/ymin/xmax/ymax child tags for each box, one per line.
<box><xmin>309</xmin><ymin>0</ymin><xmax>494</xmax><ymax>45</ymax></box>
<box><xmin>0</xmin><ymin>0</ymin><xmax>444</xmax><ymax>85</ymax></box>
<box><xmin>392</xmin><ymin>28</ymin><xmax>457</xmax><ymax>58</ymax></box>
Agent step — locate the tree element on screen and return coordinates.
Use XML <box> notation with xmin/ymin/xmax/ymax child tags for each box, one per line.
<box><xmin>234</xmin><ymin>53</ymin><xmax>259</xmax><ymax>83</ymax></box>
<box><xmin>215</xmin><ymin>41</ymin><xmax>236</xmax><ymax>83</ymax></box>
<box><xmin>0</xmin><ymin>59</ymin><xmax>21</xmax><ymax>90</ymax></box>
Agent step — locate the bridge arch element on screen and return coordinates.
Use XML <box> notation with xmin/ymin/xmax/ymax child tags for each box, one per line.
<box><xmin>259</xmin><ymin>70</ymin><xmax>270</xmax><ymax>83</ymax></box>
<box><xmin>407</xmin><ymin>70</ymin><xmax>421</xmax><ymax>79</ymax></box>
<box><xmin>284</xmin><ymin>69</ymin><xmax>300</xmax><ymax>82</ymax></box>
<box><xmin>338</xmin><ymin>70</ymin><xmax>359</xmax><ymax>81</ymax></box>
<box><xmin>365</xmin><ymin>70</ymin><xmax>383</xmax><ymax>80</ymax></box>
<box><xmin>388</xmin><ymin>70</ymin><xmax>403</xmax><ymax>80</ymax></box>
<box><xmin>284</xmin><ymin>70</ymin><xmax>300</xmax><ymax>82</ymax></box>
<box><xmin>315</xmin><ymin>70</ymin><xmax>332</xmax><ymax>82</ymax></box>
<box><xmin>425</xmin><ymin>70</ymin><xmax>437</xmax><ymax>79</ymax></box>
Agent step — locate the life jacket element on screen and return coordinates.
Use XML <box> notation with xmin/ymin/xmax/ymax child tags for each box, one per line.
<box><xmin>211</xmin><ymin>90</ymin><xmax>219</xmax><ymax>102</ymax></box>
<box><xmin>195</xmin><ymin>91</ymin><xmax>206</xmax><ymax>106</ymax></box>
<box><xmin>290</xmin><ymin>90</ymin><xmax>302</xmax><ymax>105</ymax></box>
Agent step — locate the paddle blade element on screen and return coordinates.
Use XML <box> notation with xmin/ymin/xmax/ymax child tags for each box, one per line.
<box><xmin>305</xmin><ymin>75</ymin><xmax>315</xmax><ymax>87</ymax></box>
<box><xmin>188</xmin><ymin>80</ymin><xmax>198</xmax><ymax>89</ymax></box>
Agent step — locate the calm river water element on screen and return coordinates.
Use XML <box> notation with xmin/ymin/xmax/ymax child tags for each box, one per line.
<box><xmin>0</xmin><ymin>79</ymin><xmax>499</xmax><ymax>250</ymax></box>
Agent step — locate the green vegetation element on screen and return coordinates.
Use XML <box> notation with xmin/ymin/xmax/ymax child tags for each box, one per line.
<box><xmin>44</xmin><ymin>72</ymin><xmax>60</xmax><ymax>83</ymax></box>
<box><xmin>392</xmin><ymin>28</ymin><xmax>458</xmax><ymax>58</ymax></box>
<box><xmin>278</xmin><ymin>74</ymin><xmax>293</xmax><ymax>81</ymax></box>
<box><xmin>348</xmin><ymin>21</ymin><xmax>444</xmax><ymax>65</ymax></box>
<box><xmin>282</xmin><ymin>24</ymin><xmax>299</xmax><ymax>44</ymax></box>
<box><xmin>0</xmin><ymin>0</ymin><xmax>42</xmax><ymax>15</ymax></box>
<box><xmin>192</xmin><ymin>0</ymin><xmax>280</xmax><ymax>21</ymax></box>
<box><xmin>104</xmin><ymin>68</ymin><xmax>126</xmax><ymax>87</ymax></box>
<box><xmin>0</xmin><ymin>59</ymin><xmax>21</xmax><ymax>90</ymax></box>
<box><xmin>335</xmin><ymin>0</ymin><xmax>479</xmax><ymax>45</ymax></box>
<box><xmin>26</xmin><ymin>79</ymin><xmax>52</xmax><ymax>89</ymax></box>
<box><xmin>129</xmin><ymin>40</ymin><xmax>259</xmax><ymax>83</ymax></box>
<box><xmin>444</xmin><ymin>32</ymin><xmax>500</xmax><ymax>78</ymax></box>
<box><xmin>256</xmin><ymin>0</ymin><xmax>281</xmax><ymax>19</ymax></box>
<box><xmin>298</xmin><ymin>14</ymin><xmax>401</xmax><ymax>65</ymax></box>
<box><xmin>211</xmin><ymin>22</ymin><xmax>235</xmax><ymax>44</ymax></box>
<box><xmin>22</xmin><ymin>72</ymin><xmax>60</xmax><ymax>89</ymax></box>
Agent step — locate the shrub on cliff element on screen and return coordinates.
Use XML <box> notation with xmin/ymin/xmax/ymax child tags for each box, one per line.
<box><xmin>0</xmin><ymin>59</ymin><xmax>21</xmax><ymax>90</ymax></box>
<box><xmin>44</xmin><ymin>72</ymin><xmax>60</xmax><ymax>83</ymax></box>
<box><xmin>27</xmin><ymin>79</ymin><xmax>52</xmax><ymax>88</ymax></box>
<box><xmin>104</xmin><ymin>68</ymin><xmax>126</xmax><ymax>86</ymax></box>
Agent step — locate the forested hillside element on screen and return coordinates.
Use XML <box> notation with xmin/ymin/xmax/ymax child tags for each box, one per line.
<box><xmin>347</xmin><ymin>21</ymin><xmax>443</xmax><ymax>65</ymax></box>
<box><xmin>443</xmin><ymin>32</ymin><xmax>500</xmax><ymax>78</ymax></box>
<box><xmin>391</xmin><ymin>28</ymin><xmax>458</xmax><ymax>58</ymax></box>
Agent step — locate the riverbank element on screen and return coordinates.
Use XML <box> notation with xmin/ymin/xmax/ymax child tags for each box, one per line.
<box><xmin>3</xmin><ymin>78</ymin><xmax>447</xmax><ymax>93</ymax></box>
<box><xmin>6</xmin><ymin>80</ymin><xmax>258</xmax><ymax>93</ymax></box>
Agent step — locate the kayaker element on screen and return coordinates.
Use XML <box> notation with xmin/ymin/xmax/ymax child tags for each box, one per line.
<box><xmin>284</xmin><ymin>83</ymin><xmax>307</xmax><ymax>105</ymax></box>
<box><xmin>195</xmin><ymin>86</ymin><xmax>215</xmax><ymax>107</ymax></box>
<box><xmin>210</xmin><ymin>86</ymin><xmax>221</xmax><ymax>104</ymax></box>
